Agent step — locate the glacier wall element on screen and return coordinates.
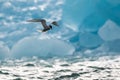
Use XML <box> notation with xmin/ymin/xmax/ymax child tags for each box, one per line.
<box><xmin>0</xmin><ymin>0</ymin><xmax>120</xmax><ymax>59</ymax></box>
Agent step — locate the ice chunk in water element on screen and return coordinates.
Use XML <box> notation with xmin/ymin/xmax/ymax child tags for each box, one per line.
<box><xmin>11</xmin><ymin>37</ymin><xmax>75</xmax><ymax>58</ymax></box>
<box><xmin>79</xmin><ymin>33</ymin><xmax>103</xmax><ymax>48</ymax></box>
<box><xmin>98</xmin><ymin>20</ymin><xmax>120</xmax><ymax>41</ymax></box>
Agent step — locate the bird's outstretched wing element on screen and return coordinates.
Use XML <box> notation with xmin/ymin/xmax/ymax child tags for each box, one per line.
<box><xmin>27</xmin><ymin>19</ymin><xmax>43</xmax><ymax>22</ymax></box>
<box><xmin>27</xmin><ymin>19</ymin><xmax>48</xmax><ymax>29</ymax></box>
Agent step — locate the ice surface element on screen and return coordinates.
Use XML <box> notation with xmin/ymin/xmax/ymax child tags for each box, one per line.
<box><xmin>79</xmin><ymin>33</ymin><xmax>103</xmax><ymax>48</ymax></box>
<box><xmin>11</xmin><ymin>36</ymin><xmax>75</xmax><ymax>58</ymax></box>
<box><xmin>63</xmin><ymin>0</ymin><xmax>99</xmax><ymax>26</ymax></box>
<box><xmin>107</xmin><ymin>0</ymin><xmax>120</xmax><ymax>6</ymax></box>
<box><xmin>104</xmin><ymin>39</ymin><xmax>120</xmax><ymax>53</ymax></box>
<box><xmin>79</xmin><ymin>13</ymin><xmax>106</xmax><ymax>32</ymax></box>
<box><xmin>0</xmin><ymin>0</ymin><xmax>120</xmax><ymax>59</ymax></box>
<box><xmin>98</xmin><ymin>20</ymin><xmax>120</xmax><ymax>41</ymax></box>
<box><xmin>0</xmin><ymin>41</ymin><xmax>10</xmax><ymax>59</ymax></box>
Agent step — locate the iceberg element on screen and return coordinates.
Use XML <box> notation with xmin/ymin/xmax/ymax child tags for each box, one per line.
<box><xmin>0</xmin><ymin>0</ymin><xmax>120</xmax><ymax>59</ymax></box>
<box><xmin>11</xmin><ymin>36</ymin><xmax>75</xmax><ymax>58</ymax></box>
<box><xmin>98</xmin><ymin>20</ymin><xmax>120</xmax><ymax>41</ymax></box>
<box><xmin>106</xmin><ymin>40</ymin><xmax>120</xmax><ymax>52</ymax></box>
<box><xmin>79</xmin><ymin>32</ymin><xmax>103</xmax><ymax>48</ymax></box>
<box><xmin>0</xmin><ymin>41</ymin><xmax>10</xmax><ymax>59</ymax></box>
<box><xmin>79</xmin><ymin>13</ymin><xmax>106</xmax><ymax>32</ymax></box>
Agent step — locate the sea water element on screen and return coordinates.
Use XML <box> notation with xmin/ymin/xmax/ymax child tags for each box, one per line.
<box><xmin>0</xmin><ymin>55</ymin><xmax>120</xmax><ymax>80</ymax></box>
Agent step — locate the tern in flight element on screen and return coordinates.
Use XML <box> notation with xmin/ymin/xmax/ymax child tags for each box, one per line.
<box><xmin>27</xmin><ymin>19</ymin><xmax>59</xmax><ymax>32</ymax></box>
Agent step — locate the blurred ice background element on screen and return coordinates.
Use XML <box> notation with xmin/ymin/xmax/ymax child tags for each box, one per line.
<box><xmin>0</xmin><ymin>0</ymin><xmax>120</xmax><ymax>80</ymax></box>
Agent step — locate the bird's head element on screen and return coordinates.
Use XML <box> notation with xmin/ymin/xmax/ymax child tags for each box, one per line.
<box><xmin>51</xmin><ymin>21</ymin><xmax>59</xmax><ymax>26</ymax></box>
